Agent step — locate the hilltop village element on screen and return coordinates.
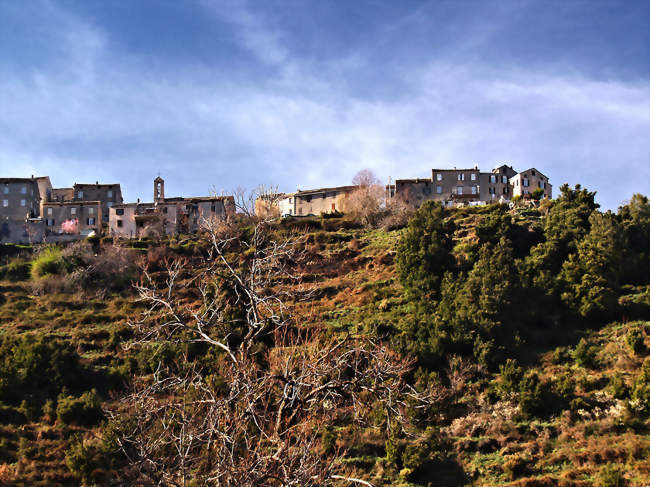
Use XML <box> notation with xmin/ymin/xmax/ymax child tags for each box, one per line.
<box><xmin>0</xmin><ymin>164</ymin><xmax>551</xmax><ymax>243</ymax></box>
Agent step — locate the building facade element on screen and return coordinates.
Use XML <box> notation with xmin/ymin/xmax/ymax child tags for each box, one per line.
<box><xmin>0</xmin><ymin>176</ymin><xmax>52</xmax><ymax>243</ymax></box>
<box><xmin>41</xmin><ymin>200</ymin><xmax>102</xmax><ymax>237</ymax></box>
<box><xmin>389</xmin><ymin>164</ymin><xmax>552</xmax><ymax>207</ymax></box>
<box><xmin>109</xmin><ymin>177</ymin><xmax>234</xmax><ymax>238</ymax></box>
<box><xmin>509</xmin><ymin>168</ymin><xmax>552</xmax><ymax>199</ymax></box>
<box><xmin>277</xmin><ymin>185</ymin><xmax>357</xmax><ymax>216</ymax></box>
<box><xmin>72</xmin><ymin>183</ymin><xmax>123</xmax><ymax>223</ymax></box>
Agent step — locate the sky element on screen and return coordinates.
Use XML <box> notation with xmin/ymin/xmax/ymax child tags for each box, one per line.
<box><xmin>0</xmin><ymin>0</ymin><xmax>648</xmax><ymax>210</ymax></box>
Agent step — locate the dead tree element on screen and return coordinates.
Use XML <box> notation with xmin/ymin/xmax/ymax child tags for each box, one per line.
<box><xmin>108</xmin><ymin>218</ymin><xmax>429</xmax><ymax>486</ymax></box>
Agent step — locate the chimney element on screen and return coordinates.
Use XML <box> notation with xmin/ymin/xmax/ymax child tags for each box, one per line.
<box><xmin>96</xmin><ymin>181</ymin><xmax>99</xmax><ymax>185</ymax></box>
<box><xmin>31</xmin><ymin>174</ymin><xmax>34</xmax><ymax>179</ymax></box>
<box><xmin>137</xmin><ymin>198</ymin><xmax>140</xmax><ymax>203</ymax></box>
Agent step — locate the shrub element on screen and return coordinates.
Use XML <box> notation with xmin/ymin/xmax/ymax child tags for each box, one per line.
<box><xmin>30</xmin><ymin>247</ymin><xmax>63</xmax><ymax>279</ymax></box>
<box><xmin>626</xmin><ymin>327</ymin><xmax>646</xmax><ymax>355</ymax></box>
<box><xmin>519</xmin><ymin>372</ymin><xmax>547</xmax><ymax>418</ymax></box>
<box><xmin>573</xmin><ymin>338</ymin><xmax>600</xmax><ymax>369</ymax></box>
<box><xmin>56</xmin><ymin>390</ymin><xmax>103</xmax><ymax>427</ymax></box>
<box><xmin>0</xmin><ymin>260</ymin><xmax>31</xmax><ymax>281</ymax></box>
<box><xmin>65</xmin><ymin>434</ymin><xmax>109</xmax><ymax>486</ymax></box>
<box><xmin>499</xmin><ymin>359</ymin><xmax>523</xmax><ymax>396</ymax></box>
<box><xmin>609</xmin><ymin>373</ymin><xmax>628</xmax><ymax>399</ymax></box>
<box><xmin>595</xmin><ymin>463</ymin><xmax>627</xmax><ymax>487</ymax></box>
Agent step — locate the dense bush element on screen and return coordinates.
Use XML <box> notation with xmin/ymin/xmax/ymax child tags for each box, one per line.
<box><xmin>30</xmin><ymin>246</ymin><xmax>64</xmax><ymax>279</ymax></box>
<box><xmin>0</xmin><ymin>334</ymin><xmax>85</xmax><ymax>404</ymax></box>
<box><xmin>0</xmin><ymin>259</ymin><xmax>31</xmax><ymax>281</ymax></box>
<box><xmin>56</xmin><ymin>390</ymin><xmax>103</xmax><ymax>426</ymax></box>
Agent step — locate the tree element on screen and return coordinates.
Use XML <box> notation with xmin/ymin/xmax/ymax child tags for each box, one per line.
<box><xmin>347</xmin><ymin>169</ymin><xmax>385</xmax><ymax>226</ymax></box>
<box><xmin>396</xmin><ymin>201</ymin><xmax>455</xmax><ymax>301</ymax></box>
<box><xmin>108</xmin><ymin>218</ymin><xmax>428</xmax><ymax>486</ymax></box>
<box><xmin>617</xmin><ymin>193</ymin><xmax>650</xmax><ymax>284</ymax></box>
<box><xmin>559</xmin><ymin>211</ymin><xmax>623</xmax><ymax>319</ymax></box>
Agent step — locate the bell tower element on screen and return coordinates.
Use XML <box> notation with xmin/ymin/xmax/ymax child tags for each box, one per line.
<box><xmin>154</xmin><ymin>176</ymin><xmax>165</xmax><ymax>203</ymax></box>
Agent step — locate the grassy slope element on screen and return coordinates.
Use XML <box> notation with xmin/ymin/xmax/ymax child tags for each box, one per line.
<box><xmin>0</xmin><ymin>209</ymin><xmax>648</xmax><ymax>486</ymax></box>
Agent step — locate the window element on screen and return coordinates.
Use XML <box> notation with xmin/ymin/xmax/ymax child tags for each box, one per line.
<box><xmin>471</xmin><ymin>173</ymin><xmax>477</xmax><ymax>181</ymax></box>
<box><xmin>305</xmin><ymin>195</ymin><xmax>312</xmax><ymax>202</ymax></box>
<box><xmin>502</xmin><ymin>175</ymin><xmax>508</xmax><ymax>184</ymax></box>
<box><xmin>471</xmin><ymin>186</ymin><xmax>477</xmax><ymax>195</ymax></box>
<box><xmin>436</xmin><ymin>173</ymin><xmax>442</xmax><ymax>181</ymax></box>
<box><xmin>489</xmin><ymin>187</ymin><xmax>496</xmax><ymax>195</ymax></box>
<box><xmin>88</xmin><ymin>207</ymin><xmax>94</xmax><ymax>215</ymax></box>
<box><xmin>288</xmin><ymin>198</ymin><xmax>292</xmax><ymax>204</ymax></box>
<box><xmin>87</xmin><ymin>217</ymin><xmax>95</xmax><ymax>225</ymax></box>
<box><xmin>542</xmin><ymin>181</ymin><xmax>546</xmax><ymax>189</ymax></box>
<box><xmin>47</xmin><ymin>207</ymin><xmax>53</xmax><ymax>215</ymax></box>
<box><xmin>21</xmin><ymin>186</ymin><xmax>27</xmax><ymax>194</ymax></box>
<box><xmin>116</xmin><ymin>208</ymin><xmax>124</xmax><ymax>216</ymax></box>
<box><xmin>523</xmin><ymin>178</ymin><xmax>529</xmax><ymax>187</ymax></box>
<box><xmin>458</xmin><ymin>173</ymin><xmax>465</xmax><ymax>181</ymax></box>
<box><xmin>77</xmin><ymin>191</ymin><xmax>84</xmax><ymax>199</ymax></box>
<box><xmin>71</xmin><ymin>208</ymin><xmax>76</xmax><ymax>215</ymax></box>
<box><xmin>46</xmin><ymin>219</ymin><xmax>55</xmax><ymax>226</ymax></box>
<box><xmin>163</xmin><ymin>207</ymin><xmax>168</xmax><ymax>214</ymax></box>
<box><xmin>20</xmin><ymin>199</ymin><xmax>25</xmax><ymax>206</ymax></box>
<box><xmin>3</xmin><ymin>186</ymin><xmax>8</xmax><ymax>194</ymax></box>
<box><xmin>457</xmin><ymin>186</ymin><xmax>463</xmax><ymax>195</ymax></box>
<box><xmin>107</xmin><ymin>190</ymin><xmax>113</xmax><ymax>198</ymax></box>
<box><xmin>532</xmin><ymin>170</ymin><xmax>536</xmax><ymax>176</ymax></box>
<box><xmin>288</xmin><ymin>209</ymin><xmax>292</xmax><ymax>215</ymax></box>
<box><xmin>117</xmin><ymin>220</ymin><xmax>123</xmax><ymax>227</ymax></box>
<box><xmin>490</xmin><ymin>175</ymin><xmax>496</xmax><ymax>183</ymax></box>
<box><xmin>436</xmin><ymin>186</ymin><xmax>442</xmax><ymax>194</ymax></box>
<box><xmin>107</xmin><ymin>202</ymin><xmax>113</xmax><ymax>208</ymax></box>
<box><xmin>2</xmin><ymin>200</ymin><xmax>7</xmax><ymax>207</ymax></box>
<box><xmin>503</xmin><ymin>187</ymin><xmax>508</xmax><ymax>194</ymax></box>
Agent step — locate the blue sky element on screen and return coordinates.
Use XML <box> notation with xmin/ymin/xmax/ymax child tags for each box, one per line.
<box><xmin>0</xmin><ymin>0</ymin><xmax>648</xmax><ymax>209</ymax></box>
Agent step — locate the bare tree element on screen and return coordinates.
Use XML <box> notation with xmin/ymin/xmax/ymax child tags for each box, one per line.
<box><xmin>347</xmin><ymin>170</ymin><xmax>385</xmax><ymax>227</ymax></box>
<box><xmin>108</xmin><ymin>218</ymin><xmax>428</xmax><ymax>486</ymax></box>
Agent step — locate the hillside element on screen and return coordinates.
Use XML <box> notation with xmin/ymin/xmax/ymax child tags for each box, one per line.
<box><xmin>0</xmin><ymin>188</ymin><xmax>648</xmax><ymax>486</ymax></box>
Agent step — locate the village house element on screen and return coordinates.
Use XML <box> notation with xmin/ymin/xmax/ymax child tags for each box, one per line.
<box><xmin>109</xmin><ymin>177</ymin><xmax>235</xmax><ymax>238</ymax></box>
<box><xmin>388</xmin><ymin>164</ymin><xmax>552</xmax><ymax>207</ymax></box>
<box><xmin>41</xmin><ymin>200</ymin><xmax>102</xmax><ymax>237</ymax></box>
<box><xmin>509</xmin><ymin>168</ymin><xmax>552</xmax><ymax>199</ymax></box>
<box><xmin>276</xmin><ymin>185</ymin><xmax>357</xmax><ymax>217</ymax></box>
<box><xmin>0</xmin><ymin>176</ymin><xmax>52</xmax><ymax>243</ymax></box>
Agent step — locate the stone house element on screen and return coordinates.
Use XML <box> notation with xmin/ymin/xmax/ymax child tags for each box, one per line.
<box><xmin>479</xmin><ymin>165</ymin><xmax>518</xmax><ymax>202</ymax></box>
<box><xmin>71</xmin><ymin>182</ymin><xmax>123</xmax><ymax>223</ymax></box>
<box><xmin>509</xmin><ymin>168</ymin><xmax>552</xmax><ymax>199</ymax></box>
<box><xmin>277</xmin><ymin>185</ymin><xmax>357</xmax><ymax>216</ymax></box>
<box><xmin>389</xmin><ymin>164</ymin><xmax>552</xmax><ymax>207</ymax></box>
<box><xmin>0</xmin><ymin>176</ymin><xmax>52</xmax><ymax>243</ymax></box>
<box><xmin>41</xmin><ymin>200</ymin><xmax>102</xmax><ymax>237</ymax></box>
<box><xmin>109</xmin><ymin>177</ymin><xmax>234</xmax><ymax>238</ymax></box>
<box><xmin>390</xmin><ymin>167</ymin><xmax>482</xmax><ymax>207</ymax></box>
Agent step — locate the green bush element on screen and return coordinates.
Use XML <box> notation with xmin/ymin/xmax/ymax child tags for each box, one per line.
<box><xmin>609</xmin><ymin>373</ymin><xmax>628</xmax><ymax>399</ymax></box>
<box><xmin>30</xmin><ymin>247</ymin><xmax>63</xmax><ymax>279</ymax></box>
<box><xmin>626</xmin><ymin>327</ymin><xmax>646</xmax><ymax>355</ymax></box>
<box><xmin>518</xmin><ymin>372</ymin><xmax>547</xmax><ymax>418</ymax></box>
<box><xmin>499</xmin><ymin>359</ymin><xmax>523</xmax><ymax>396</ymax></box>
<box><xmin>0</xmin><ymin>260</ymin><xmax>31</xmax><ymax>281</ymax></box>
<box><xmin>596</xmin><ymin>463</ymin><xmax>627</xmax><ymax>487</ymax></box>
<box><xmin>573</xmin><ymin>338</ymin><xmax>600</xmax><ymax>369</ymax></box>
<box><xmin>56</xmin><ymin>390</ymin><xmax>103</xmax><ymax>427</ymax></box>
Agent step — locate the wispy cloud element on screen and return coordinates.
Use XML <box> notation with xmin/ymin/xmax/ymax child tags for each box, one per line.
<box><xmin>0</xmin><ymin>0</ymin><xmax>647</xmax><ymax>210</ymax></box>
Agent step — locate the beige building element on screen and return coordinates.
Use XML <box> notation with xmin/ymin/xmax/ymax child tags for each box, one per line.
<box><xmin>277</xmin><ymin>185</ymin><xmax>357</xmax><ymax>216</ymax></box>
<box><xmin>509</xmin><ymin>168</ymin><xmax>552</xmax><ymax>199</ymax></box>
<box><xmin>109</xmin><ymin>177</ymin><xmax>234</xmax><ymax>238</ymax></box>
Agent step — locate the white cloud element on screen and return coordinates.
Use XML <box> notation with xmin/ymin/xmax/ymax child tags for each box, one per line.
<box><xmin>0</xmin><ymin>1</ymin><xmax>647</xmax><ymax>210</ymax></box>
